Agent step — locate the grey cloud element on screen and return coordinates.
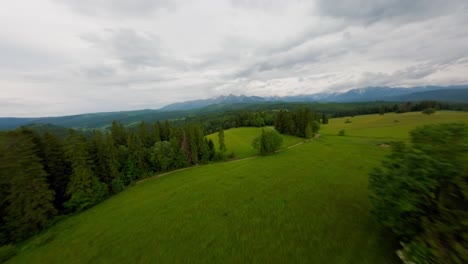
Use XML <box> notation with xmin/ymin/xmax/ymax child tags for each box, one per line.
<box><xmin>230</xmin><ymin>0</ymin><xmax>294</xmax><ymax>10</ymax></box>
<box><xmin>58</xmin><ymin>0</ymin><xmax>176</xmax><ymax>17</ymax></box>
<box><xmin>83</xmin><ymin>65</ymin><xmax>116</xmax><ymax>79</ymax></box>
<box><xmin>81</xmin><ymin>29</ymin><xmax>168</xmax><ymax>69</ymax></box>
<box><xmin>333</xmin><ymin>62</ymin><xmax>450</xmax><ymax>90</ymax></box>
<box><xmin>315</xmin><ymin>0</ymin><xmax>466</xmax><ymax>24</ymax></box>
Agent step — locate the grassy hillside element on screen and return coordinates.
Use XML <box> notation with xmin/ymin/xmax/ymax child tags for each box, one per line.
<box><xmin>7</xmin><ymin>111</ymin><xmax>468</xmax><ymax>263</ymax></box>
<box><xmin>206</xmin><ymin>127</ymin><xmax>303</xmax><ymax>159</ymax></box>
<box><xmin>8</xmin><ymin>136</ymin><xmax>399</xmax><ymax>264</ymax></box>
<box><xmin>321</xmin><ymin>110</ymin><xmax>468</xmax><ymax>140</ymax></box>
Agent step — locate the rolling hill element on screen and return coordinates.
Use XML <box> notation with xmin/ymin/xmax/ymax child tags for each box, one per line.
<box><xmin>8</xmin><ymin>111</ymin><xmax>468</xmax><ymax>263</ymax></box>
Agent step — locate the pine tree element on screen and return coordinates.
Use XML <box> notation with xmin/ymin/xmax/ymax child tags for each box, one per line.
<box><xmin>111</xmin><ymin>121</ymin><xmax>127</xmax><ymax>146</ymax></box>
<box><xmin>126</xmin><ymin>133</ymin><xmax>149</xmax><ymax>179</ymax></box>
<box><xmin>90</xmin><ymin>131</ymin><xmax>120</xmax><ymax>185</ymax></box>
<box><xmin>41</xmin><ymin>132</ymin><xmax>71</xmax><ymax>211</ymax></box>
<box><xmin>218</xmin><ymin>129</ymin><xmax>226</xmax><ymax>153</ymax></box>
<box><xmin>64</xmin><ymin>130</ymin><xmax>106</xmax><ymax>212</ymax></box>
<box><xmin>321</xmin><ymin>113</ymin><xmax>329</xmax><ymax>124</ymax></box>
<box><xmin>180</xmin><ymin>130</ymin><xmax>192</xmax><ymax>164</ymax></box>
<box><xmin>207</xmin><ymin>138</ymin><xmax>216</xmax><ymax>161</ymax></box>
<box><xmin>138</xmin><ymin>121</ymin><xmax>152</xmax><ymax>148</ymax></box>
<box><xmin>0</xmin><ymin>131</ymin><xmax>56</xmax><ymax>242</ymax></box>
<box><xmin>305</xmin><ymin>122</ymin><xmax>313</xmax><ymax>139</ymax></box>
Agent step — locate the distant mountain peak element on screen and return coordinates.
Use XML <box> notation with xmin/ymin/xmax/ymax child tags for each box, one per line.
<box><xmin>160</xmin><ymin>85</ymin><xmax>468</xmax><ymax>111</ymax></box>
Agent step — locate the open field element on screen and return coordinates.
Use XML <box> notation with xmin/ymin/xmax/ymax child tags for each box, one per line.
<box><xmin>321</xmin><ymin>110</ymin><xmax>468</xmax><ymax>140</ymax></box>
<box><xmin>206</xmin><ymin>127</ymin><xmax>303</xmax><ymax>158</ymax></box>
<box><xmin>7</xmin><ymin>111</ymin><xmax>468</xmax><ymax>263</ymax></box>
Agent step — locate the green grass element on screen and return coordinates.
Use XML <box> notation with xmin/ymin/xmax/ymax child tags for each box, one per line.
<box><xmin>8</xmin><ymin>111</ymin><xmax>467</xmax><ymax>263</ymax></box>
<box><xmin>9</xmin><ymin>136</ymin><xmax>398</xmax><ymax>264</ymax></box>
<box><xmin>206</xmin><ymin>127</ymin><xmax>303</xmax><ymax>158</ymax></box>
<box><xmin>321</xmin><ymin>111</ymin><xmax>468</xmax><ymax>140</ymax></box>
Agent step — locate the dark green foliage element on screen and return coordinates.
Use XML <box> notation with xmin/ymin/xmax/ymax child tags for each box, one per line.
<box><xmin>305</xmin><ymin>122</ymin><xmax>313</xmax><ymax>139</ymax></box>
<box><xmin>252</xmin><ymin>129</ymin><xmax>283</xmax><ymax>155</ymax></box>
<box><xmin>126</xmin><ymin>134</ymin><xmax>149</xmax><ymax>179</ymax></box>
<box><xmin>206</xmin><ymin>138</ymin><xmax>216</xmax><ymax>160</ymax></box>
<box><xmin>338</xmin><ymin>129</ymin><xmax>345</xmax><ymax>136</ymax></box>
<box><xmin>64</xmin><ymin>130</ymin><xmax>106</xmax><ymax>212</ymax></box>
<box><xmin>321</xmin><ymin>113</ymin><xmax>329</xmax><ymax>124</ymax></box>
<box><xmin>379</xmin><ymin>107</ymin><xmax>385</xmax><ymax>115</ymax></box>
<box><xmin>274</xmin><ymin>107</ymin><xmax>320</xmax><ymax>138</ymax></box>
<box><xmin>41</xmin><ymin>132</ymin><xmax>71</xmax><ymax>211</ymax></box>
<box><xmin>64</xmin><ymin>191</ymin><xmax>89</xmax><ymax>213</ymax></box>
<box><xmin>369</xmin><ymin>123</ymin><xmax>468</xmax><ymax>263</ymax></box>
<box><xmin>151</xmin><ymin>141</ymin><xmax>175</xmax><ymax>171</ymax></box>
<box><xmin>311</xmin><ymin>120</ymin><xmax>320</xmax><ymax>134</ymax></box>
<box><xmin>218</xmin><ymin>129</ymin><xmax>226</xmax><ymax>153</ymax></box>
<box><xmin>90</xmin><ymin>131</ymin><xmax>120</xmax><ymax>185</ymax></box>
<box><xmin>110</xmin><ymin>178</ymin><xmax>125</xmax><ymax>194</ymax></box>
<box><xmin>111</xmin><ymin>121</ymin><xmax>127</xmax><ymax>146</ymax></box>
<box><xmin>138</xmin><ymin>121</ymin><xmax>153</xmax><ymax>148</ymax></box>
<box><xmin>422</xmin><ymin>108</ymin><xmax>436</xmax><ymax>115</ymax></box>
<box><xmin>0</xmin><ymin>131</ymin><xmax>56</xmax><ymax>242</ymax></box>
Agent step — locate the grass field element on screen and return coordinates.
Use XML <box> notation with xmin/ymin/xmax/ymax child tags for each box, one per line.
<box><xmin>206</xmin><ymin>127</ymin><xmax>303</xmax><ymax>158</ymax></box>
<box><xmin>7</xmin><ymin>111</ymin><xmax>468</xmax><ymax>263</ymax></box>
<box><xmin>321</xmin><ymin>110</ymin><xmax>468</xmax><ymax>140</ymax></box>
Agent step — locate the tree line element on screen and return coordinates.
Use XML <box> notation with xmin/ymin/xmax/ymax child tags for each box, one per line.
<box><xmin>274</xmin><ymin>108</ymin><xmax>321</xmax><ymax>139</ymax></box>
<box><xmin>0</xmin><ymin>120</ymin><xmax>219</xmax><ymax>245</ymax></box>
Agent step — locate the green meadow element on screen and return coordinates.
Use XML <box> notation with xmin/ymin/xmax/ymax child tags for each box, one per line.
<box><xmin>321</xmin><ymin>110</ymin><xmax>468</xmax><ymax>140</ymax></box>
<box><xmin>206</xmin><ymin>126</ymin><xmax>303</xmax><ymax>158</ymax></box>
<box><xmin>7</xmin><ymin>111</ymin><xmax>468</xmax><ymax>263</ymax></box>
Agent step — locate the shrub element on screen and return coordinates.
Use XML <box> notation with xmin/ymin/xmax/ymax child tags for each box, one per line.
<box><xmin>422</xmin><ymin>108</ymin><xmax>436</xmax><ymax>115</ymax></box>
<box><xmin>338</xmin><ymin>130</ymin><xmax>345</xmax><ymax>136</ymax></box>
<box><xmin>110</xmin><ymin>178</ymin><xmax>125</xmax><ymax>194</ymax></box>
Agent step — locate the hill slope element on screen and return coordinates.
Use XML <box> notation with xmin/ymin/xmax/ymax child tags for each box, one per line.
<box><xmin>7</xmin><ymin>135</ymin><xmax>399</xmax><ymax>264</ymax></box>
<box><xmin>8</xmin><ymin>111</ymin><xmax>468</xmax><ymax>263</ymax></box>
<box><xmin>206</xmin><ymin>127</ymin><xmax>303</xmax><ymax>159</ymax></box>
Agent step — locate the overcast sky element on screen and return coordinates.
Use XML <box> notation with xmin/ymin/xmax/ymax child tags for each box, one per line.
<box><xmin>1</xmin><ymin>0</ymin><xmax>467</xmax><ymax>117</ymax></box>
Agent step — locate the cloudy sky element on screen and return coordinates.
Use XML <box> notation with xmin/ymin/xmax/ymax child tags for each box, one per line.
<box><xmin>1</xmin><ymin>0</ymin><xmax>467</xmax><ymax>117</ymax></box>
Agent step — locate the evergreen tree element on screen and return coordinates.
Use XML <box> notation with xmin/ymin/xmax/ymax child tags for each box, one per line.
<box><xmin>207</xmin><ymin>138</ymin><xmax>216</xmax><ymax>161</ymax></box>
<box><xmin>218</xmin><ymin>129</ymin><xmax>226</xmax><ymax>153</ymax></box>
<box><xmin>41</xmin><ymin>132</ymin><xmax>71</xmax><ymax>211</ymax></box>
<box><xmin>305</xmin><ymin>122</ymin><xmax>313</xmax><ymax>139</ymax></box>
<box><xmin>64</xmin><ymin>130</ymin><xmax>106</xmax><ymax>212</ymax></box>
<box><xmin>180</xmin><ymin>130</ymin><xmax>192</xmax><ymax>164</ymax></box>
<box><xmin>321</xmin><ymin>113</ymin><xmax>329</xmax><ymax>124</ymax></box>
<box><xmin>126</xmin><ymin>133</ymin><xmax>148</xmax><ymax>179</ymax></box>
<box><xmin>111</xmin><ymin>121</ymin><xmax>127</xmax><ymax>146</ymax></box>
<box><xmin>138</xmin><ymin>121</ymin><xmax>153</xmax><ymax>148</ymax></box>
<box><xmin>152</xmin><ymin>122</ymin><xmax>161</xmax><ymax>143</ymax></box>
<box><xmin>151</xmin><ymin>141</ymin><xmax>175</xmax><ymax>171</ymax></box>
<box><xmin>90</xmin><ymin>131</ymin><xmax>120</xmax><ymax>185</ymax></box>
<box><xmin>0</xmin><ymin>131</ymin><xmax>56</xmax><ymax>242</ymax></box>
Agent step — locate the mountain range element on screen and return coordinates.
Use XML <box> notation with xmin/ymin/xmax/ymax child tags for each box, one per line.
<box><xmin>161</xmin><ymin>85</ymin><xmax>468</xmax><ymax>111</ymax></box>
<box><xmin>1</xmin><ymin>85</ymin><xmax>467</xmax><ymax>130</ymax></box>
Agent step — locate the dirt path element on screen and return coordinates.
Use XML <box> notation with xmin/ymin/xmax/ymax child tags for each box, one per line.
<box><xmin>137</xmin><ymin>133</ymin><xmax>322</xmax><ymax>184</ymax></box>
